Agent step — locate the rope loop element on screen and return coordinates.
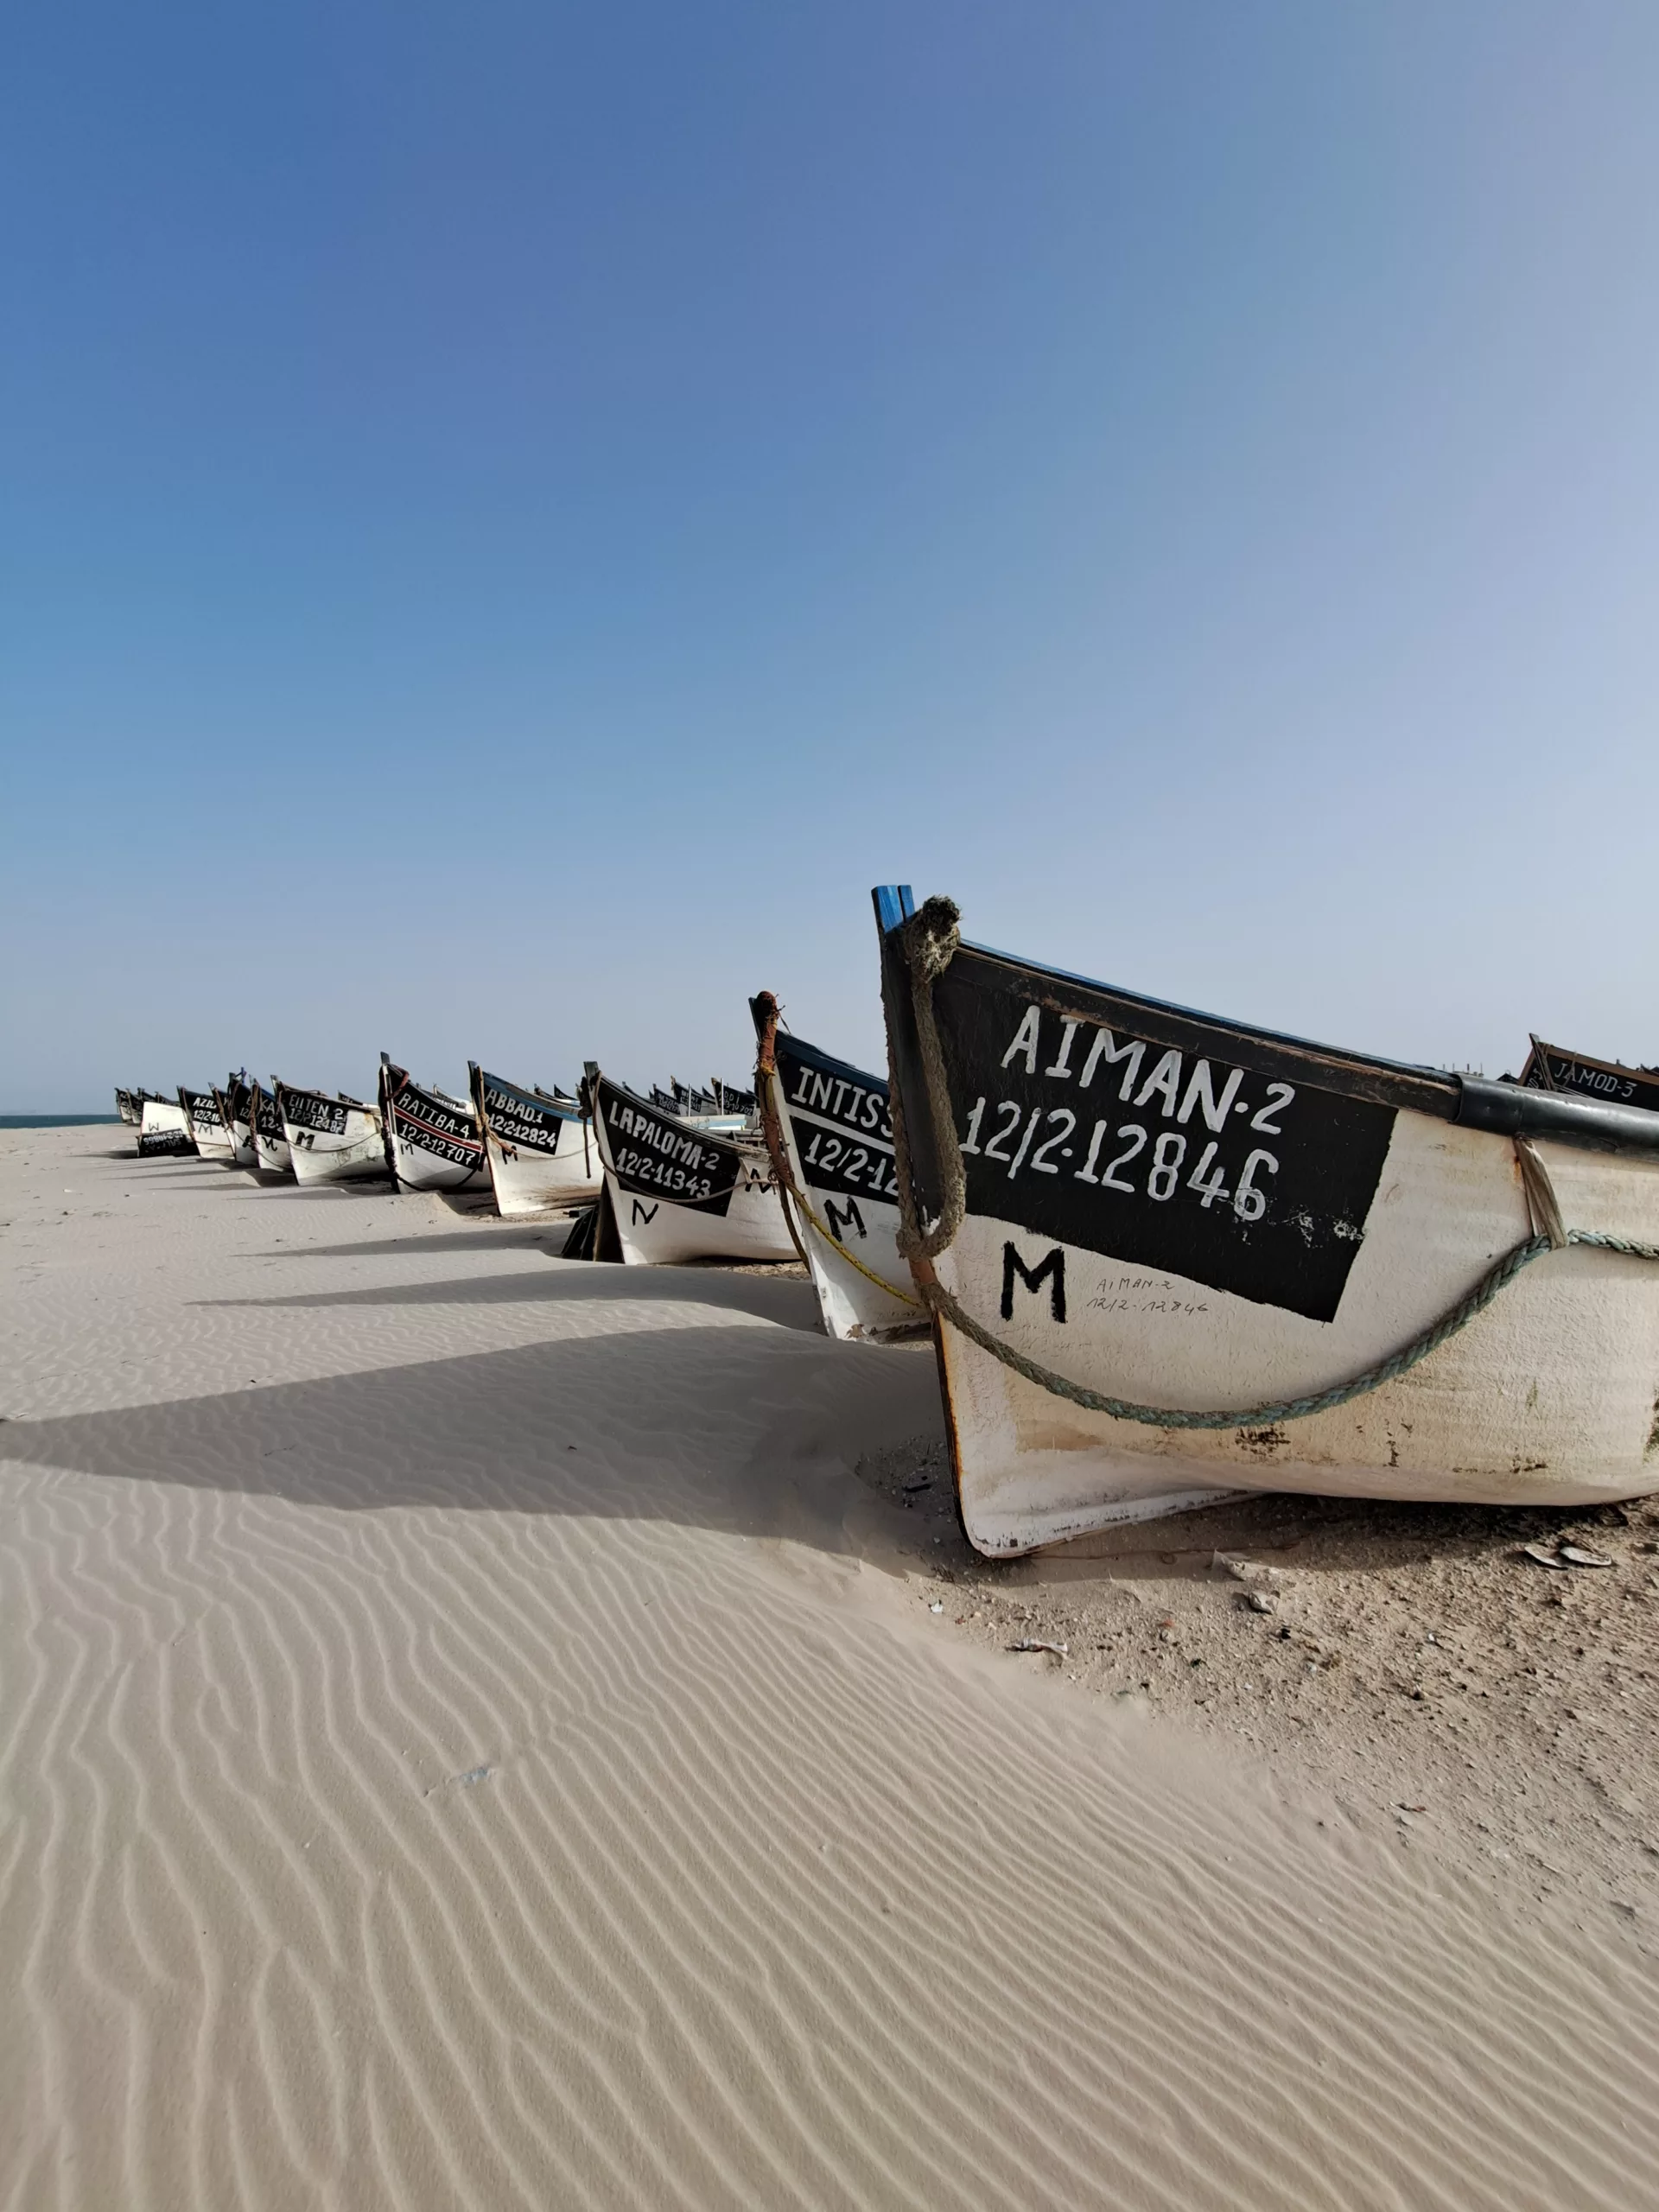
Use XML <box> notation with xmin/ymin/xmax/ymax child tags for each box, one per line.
<box><xmin>887</xmin><ymin>896</ymin><xmax>966</xmax><ymax>1263</ymax></box>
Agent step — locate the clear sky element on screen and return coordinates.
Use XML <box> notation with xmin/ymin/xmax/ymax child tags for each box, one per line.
<box><xmin>3</xmin><ymin>3</ymin><xmax>1656</xmax><ymax>1109</ymax></box>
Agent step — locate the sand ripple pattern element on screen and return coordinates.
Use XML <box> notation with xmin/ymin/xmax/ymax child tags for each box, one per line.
<box><xmin>3</xmin><ymin>1131</ymin><xmax>1659</xmax><ymax>2209</ymax></box>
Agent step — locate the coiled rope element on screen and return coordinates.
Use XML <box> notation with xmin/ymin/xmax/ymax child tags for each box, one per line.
<box><xmin>881</xmin><ymin>898</ymin><xmax>1659</xmax><ymax>1430</ymax></box>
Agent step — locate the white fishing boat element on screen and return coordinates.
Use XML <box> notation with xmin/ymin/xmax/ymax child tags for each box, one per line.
<box><xmin>588</xmin><ymin>1071</ymin><xmax>796</xmax><ymax>1265</ymax></box>
<box><xmin>468</xmin><ymin>1063</ymin><xmax>602</xmax><ymax>1216</ymax></box>
<box><xmin>216</xmin><ymin>1074</ymin><xmax>257</xmax><ymax>1170</ymax></box>
<box><xmin>179</xmin><ymin>1088</ymin><xmax>237</xmax><ymax>1163</ymax></box>
<box><xmin>378</xmin><ymin>1057</ymin><xmax>487</xmax><ymax>1192</ymax></box>
<box><xmin>874</xmin><ymin>886</ymin><xmax>1659</xmax><ymax>1556</ymax></box>
<box><xmin>276</xmin><ymin>1080</ymin><xmax>389</xmax><ymax>1187</ymax></box>
<box><xmin>137</xmin><ymin>1096</ymin><xmax>195</xmax><ymax>1157</ymax></box>
<box><xmin>114</xmin><ymin>1088</ymin><xmax>139</xmax><ymax>1126</ymax></box>
<box><xmin>751</xmin><ymin>992</ymin><xmax>922</xmax><ymax>1342</ymax></box>
<box><xmin>248</xmin><ymin>1080</ymin><xmax>293</xmax><ymax>1177</ymax></box>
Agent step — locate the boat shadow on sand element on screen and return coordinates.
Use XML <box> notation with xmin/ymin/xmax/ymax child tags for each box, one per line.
<box><xmin>0</xmin><ymin>1319</ymin><xmax>948</xmax><ymax>1561</ymax></box>
<box><xmin>197</xmin><ymin>1261</ymin><xmax>823</xmax><ymax>1331</ymax></box>
<box><xmin>251</xmin><ymin>1230</ymin><xmax>571</xmax><ymax>1262</ymax></box>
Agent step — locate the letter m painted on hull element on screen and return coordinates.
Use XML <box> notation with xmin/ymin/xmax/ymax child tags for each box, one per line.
<box><xmin>824</xmin><ymin>1197</ymin><xmax>866</xmax><ymax>1243</ymax></box>
<box><xmin>1001</xmin><ymin>1243</ymin><xmax>1066</xmax><ymax>1324</ymax></box>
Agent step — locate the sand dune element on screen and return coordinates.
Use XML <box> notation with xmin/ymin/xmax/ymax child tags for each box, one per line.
<box><xmin>3</xmin><ymin>1126</ymin><xmax>1659</xmax><ymax>2209</ymax></box>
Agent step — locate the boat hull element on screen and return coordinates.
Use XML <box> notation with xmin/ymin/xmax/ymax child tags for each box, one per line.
<box><xmin>753</xmin><ymin>1004</ymin><xmax>919</xmax><ymax>1340</ymax></box>
<box><xmin>181</xmin><ymin>1089</ymin><xmax>237</xmax><ymax>1163</ymax></box>
<box><xmin>216</xmin><ymin>1083</ymin><xmax>258</xmax><ymax>1171</ymax></box>
<box><xmin>137</xmin><ymin>1100</ymin><xmax>195</xmax><ymax>1157</ymax></box>
<box><xmin>592</xmin><ymin>1076</ymin><xmax>795</xmax><ymax>1265</ymax></box>
<box><xmin>380</xmin><ymin>1066</ymin><xmax>486</xmax><ymax>1192</ymax></box>
<box><xmin>471</xmin><ymin>1066</ymin><xmax>601</xmax><ymax>1216</ymax></box>
<box><xmin>875</xmin><ymin>890</ymin><xmax>1659</xmax><ymax>1554</ymax></box>
<box><xmin>250</xmin><ymin>1084</ymin><xmax>293</xmax><ymax>1177</ymax></box>
<box><xmin>277</xmin><ymin>1085</ymin><xmax>389</xmax><ymax>1186</ymax></box>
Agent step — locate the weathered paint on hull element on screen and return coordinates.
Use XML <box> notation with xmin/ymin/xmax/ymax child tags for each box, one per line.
<box><xmin>252</xmin><ymin>1129</ymin><xmax>294</xmax><ymax>1177</ymax></box>
<box><xmin>606</xmin><ymin>1166</ymin><xmax>796</xmax><ymax>1265</ymax></box>
<box><xmin>387</xmin><ymin>1135</ymin><xmax>484</xmax><ymax>1190</ymax></box>
<box><xmin>137</xmin><ymin>1100</ymin><xmax>195</xmax><ymax>1156</ymax></box>
<box><xmin>934</xmin><ymin>1116</ymin><xmax>1659</xmax><ymax>1551</ymax></box>
<box><xmin>278</xmin><ymin>1090</ymin><xmax>389</xmax><ymax>1186</ymax></box>
<box><xmin>286</xmin><ymin>1122</ymin><xmax>387</xmax><ymax>1184</ymax></box>
<box><xmin>485</xmin><ymin>1135</ymin><xmax>601</xmax><ymax>1216</ymax></box>
<box><xmin>191</xmin><ymin>1122</ymin><xmax>238</xmax><ymax>1164</ymax></box>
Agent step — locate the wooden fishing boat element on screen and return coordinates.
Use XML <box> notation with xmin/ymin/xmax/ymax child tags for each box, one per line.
<box><xmin>216</xmin><ymin>1074</ymin><xmax>257</xmax><ymax>1170</ymax></box>
<box><xmin>249</xmin><ymin>1080</ymin><xmax>294</xmax><ymax>1178</ymax></box>
<box><xmin>874</xmin><ymin>886</ymin><xmax>1659</xmax><ymax>1555</ymax></box>
<box><xmin>137</xmin><ymin>1096</ymin><xmax>195</xmax><ymax>1157</ymax></box>
<box><xmin>588</xmin><ymin>1071</ymin><xmax>795</xmax><ymax>1265</ymax></box>
<box><xmin>468</xmin><ymin>1064</ymin><xmax>601</xmax><ymax>1216</ymax></box>
<box><xmin>378</xmin><ymin>1057</ymin><xmax>487</xmax><ymax>1192</ymax></box>
<box><xmin>179</xmin><ymin>1086</ymin><xmax>238</xmax><ymax>1164</ymax></box>
<box><xmin>1522</xmin><ymin>1039</ymin><xmax>1659</xmax><ymax>1116</ymax></box>
<box><xmin>114</xmin><ymin>1088</ymin><xmax>139</xmax><ymax>1126</ymax></box>
<box><xmin>751</xmin><ymin>993</ymin><xmax>922</xmax><ymax>1342</ymax></box>
<box><xmin>275</xmin><ymin>1080</ymin><xmax>389</xmax><ymax>1186</ymax></box>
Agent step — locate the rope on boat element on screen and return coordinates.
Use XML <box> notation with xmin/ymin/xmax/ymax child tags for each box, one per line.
<box><xmin>753</xmin><ymin>995</ymin><xmax>924</xmax><ymax>1306</ymax></box>
<box><xmin>881</xmin><ymin>898</ymin><xmax>1659</xmax><ymax>1431</ymax></box>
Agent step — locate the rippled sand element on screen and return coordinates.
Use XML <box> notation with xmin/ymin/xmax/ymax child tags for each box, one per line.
<box><xmin>3</xmin><ymin>1125</ymin><xmax>1657</xmax><ymax>2209</ymax></box>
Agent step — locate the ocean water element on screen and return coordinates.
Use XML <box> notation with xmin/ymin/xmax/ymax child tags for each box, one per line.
<box><xmin>0</xmin><ymin>1116</ymin><xmax>121</xmax><ymax>1128</ymax></box>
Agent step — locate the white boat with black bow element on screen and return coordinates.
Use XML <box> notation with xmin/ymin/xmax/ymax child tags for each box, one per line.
<box><xmin>275</xmin><ymin>1079</ymin><xmax>389</xmax><ymax>1187</ymax></box>
<box><xmin>874</xmin><ymin>886</ymin><xmax>1659</xmax><ymax>1555</ymax></box>
<box><xmin>378</xmin><ymin>1056</ymin><xmax>487</xmax><ymax>1193</ymax></box>
<box><xmin>468</xmin><ymin>1063</ymin><xmax>601</xmax><ymax>1217</ymax></box>
<box><xmin>751</xmin><ymin>992</ymin><xmax>923</xmax><ymax>1343</ymax></box>
<box><xmin>179</xmin><ymin>1085</ymin><xmax>237</xmax><ymax>1165</ymax></box>
<box><xmin>587</xmin><ymin>1070</ymin><xmax>795</xmax><ymax>1266</ymax></box>
<box><xmin>249</xmin><ymin>1079</ymin><xmax>294</xmax><ymax>1178</ymax></box>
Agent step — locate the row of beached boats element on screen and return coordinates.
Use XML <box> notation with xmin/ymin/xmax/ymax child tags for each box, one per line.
<box><xmin>115</xmin><ymin>1064</ymin><xmax>755</xmax><ymax>1217</ymax></box>
<box><xmin>117</xmin><ymin>888</ymin><xmax>1659</xmax><ymax>1554</ymax></box>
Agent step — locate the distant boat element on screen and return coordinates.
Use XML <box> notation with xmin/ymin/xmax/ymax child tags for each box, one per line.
<box><xmin>249</xmin><ymin>1080</ymin><xmax>293</xmax><ymax>1178</ymax></box>
<box><xmin>751</xmin><ymin>992</ymin><xmax>920</xmax><ymax>1341</ymax></box>
<box><xmin>874</xmin><ymin>884</ymin><xmax>1659</xmax><ymax>1555</ymax></box>
<box><xmin>1521</xmin><ymin>1038</ymin><xmax>1659</xmax><ymax>1116</ymax></box>
<box><xmin>179</xmin><ymin>1086</ymin><xmax>237</xmax><ymax>1164</ymax></box>
<box><xmin>648</xmin><ymin>1077</ymin><xmax>755</xmax><ymax>1134</ymax></box>
<box><xmin>468</xmin><ymin>1063</ymin><xmax>602</xmax><ymax>1216</ymax></box>
<box><xmin>588</xmin><ymin>1071</ymin><xmax>795</xmax><ymax>1264</ymax></box>
<box><xmin>378</xmin><ymin>1057</ymin><xmax>487</xmax><ymax>1192</ymax></box>
<box><xmin>120</xmin><ymin>1087</ymin><xmax>173</xmax><ymax>1137</ymax></box>
<box><xmin>275</xmin><ymin>1080</ymin><xmax>389</xmax><ymax>1186</ymax></box>
<box><xmin>137</xmin><ymin>1096</ymin><xmax>195</xmax><ymax>1157</ymax></box>
<box><xmin>217</xmin><ymin>1074</ymin><xmax>257</xmax><ymax>1170</ymax></box>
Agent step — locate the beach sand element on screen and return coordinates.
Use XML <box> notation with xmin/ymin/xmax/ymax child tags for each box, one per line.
<box><xmin>3</xmin><ymin>1123</ymin><xmax>1658</xmax><ymax>2209</ymax></box>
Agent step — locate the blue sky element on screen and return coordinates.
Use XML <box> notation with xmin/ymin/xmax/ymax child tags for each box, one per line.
<box><xmin>3</xmin><ymin>3</ymin><xmax>1656</xmax><ymax>1108</ymax></box>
